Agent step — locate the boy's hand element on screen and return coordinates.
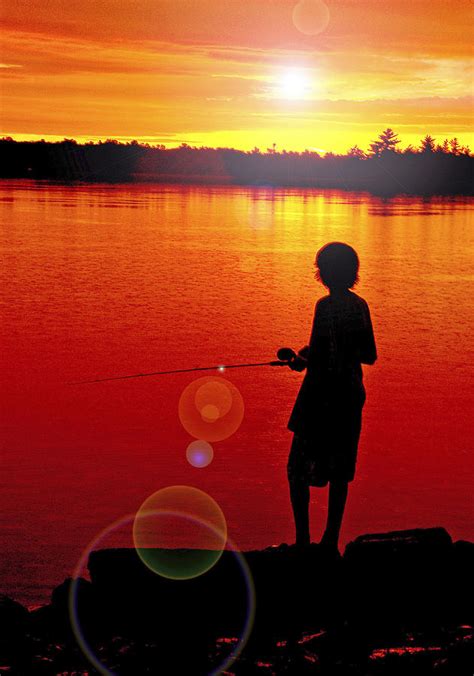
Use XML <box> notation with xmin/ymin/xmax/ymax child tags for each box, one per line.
<box><xmin>289</xmin><ymin>356</ymin><xmax>307</xmax><ymax>372</ymax></box>
<box><xmin>298</xmin><ymin>345</ymin><xmax>310</xmax><ymax>359</ymax></box>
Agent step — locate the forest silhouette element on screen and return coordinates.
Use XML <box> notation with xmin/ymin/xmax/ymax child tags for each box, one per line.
<box><xmin>1</xmin><ymin>129</ymin><xmax>472</xmax><ymax>195</ymax></box>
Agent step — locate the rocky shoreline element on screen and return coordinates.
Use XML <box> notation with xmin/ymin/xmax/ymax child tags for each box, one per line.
<box><xmin>1</xmin><ymin>527</ymin><xmax>473</xmax><ymax>674</ymax></box>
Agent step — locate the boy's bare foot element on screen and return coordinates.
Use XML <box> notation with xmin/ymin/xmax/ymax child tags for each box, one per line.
<box><xmin>318</xmin><ymin>531</ymin><xmax>341</xmax><ymax>557</ymax></box>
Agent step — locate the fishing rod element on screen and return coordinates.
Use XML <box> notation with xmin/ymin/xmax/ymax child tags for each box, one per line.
<box><xmin>68</xmin><ymin>348</ymin><xmax>297</xmax><ymax>385</ymax></box>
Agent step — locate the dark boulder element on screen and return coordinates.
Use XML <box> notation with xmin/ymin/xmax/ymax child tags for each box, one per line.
<box><xmin>0</xmin><ymin>595</ymin><xmax>30</xmax><ymax>670</ymax></box>
<box><xmin>2</xmin><ymin>528</ymin><xmax>472</xmax><ymax>674</ymax></box>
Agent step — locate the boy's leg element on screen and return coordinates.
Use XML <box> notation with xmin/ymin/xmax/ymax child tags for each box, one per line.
<box><xmin>320</xmin><ymin>480</ymin><xmax>348</xmax><ymax>549</ymax></box>
<box><xmin>287</xmin><ymin>434</ymin><xmax>311</xmax><ymax>546</ymax></box>
<box><xmin>289</xmin><ymin>479</ymin><xmax>310</xmax><ymax>546</ymax></box>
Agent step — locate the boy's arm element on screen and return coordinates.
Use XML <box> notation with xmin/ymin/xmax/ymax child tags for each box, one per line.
<box><xmin>298</xmin><ymin>345</ymin><xmax>310</xmax><ymax>359</ymax></box>
<box><xmin>289</xmin><ymin>352</ymin><xmax>308</xmax><ymax>371</ymax></box>
<box><xmin>289</xmin><ymin>344</ymin><xmax>310</xmax><ymax>370</ymax></box>
<box><xmin>358</xmin><ymin>302</ymin><xmax>377</xmax><ymax>365</ymax></box>
<box><xmin>290</xmin><ymin>299</ymin><xmax>326</xmax><ymax>371</ymax></box>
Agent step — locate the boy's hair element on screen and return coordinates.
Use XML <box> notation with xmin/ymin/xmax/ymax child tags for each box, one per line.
<box><xmin>315</xmin><ymin>242</ymin><xmax>359</xmax><ymax>289</ymax></box>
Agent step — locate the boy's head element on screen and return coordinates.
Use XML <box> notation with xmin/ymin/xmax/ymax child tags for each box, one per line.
<box><xmin>315</xmin><ymin>242</ymin><xmax>359</xmax><ymax>290</ymax></box>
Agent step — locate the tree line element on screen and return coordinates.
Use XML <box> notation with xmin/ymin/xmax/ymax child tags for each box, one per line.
<box><xmin>1</xmin><ymin>129</ymin><xmax>472</xmax><ymax>195</ymax></box>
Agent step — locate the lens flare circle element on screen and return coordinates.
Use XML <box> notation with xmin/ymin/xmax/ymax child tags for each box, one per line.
<box><xmin>133</xmin><ymin>485</ymin><xmax>227</xmax><ymax>579</ymax></box>
<box><xmin>201</xmin><ymin>403</ymin><xmax>220</xmax><ymax>421</ymax></box>
<box><xmin>292</xmin><ymin>0</ymin><xmax>330</xmax><ymax>36</ymax></box>
<box><xmin>186</xmin><ymin>440</ymin><xmax>214</xmax><ymax>468</ymax></box>
<box><xmin>195</xmin><ymin>380</ymin><xmax>233</xmax><ymax>419</ymax></box>
<box><xmin>179</xmin><ymin>376</ymin><xmax>244</xmax><ymax>442</ymax></box>
<box><xmin>69</xmin><ymin>513</ymin><xmax>256</xmax><ymax>676</ymax></box>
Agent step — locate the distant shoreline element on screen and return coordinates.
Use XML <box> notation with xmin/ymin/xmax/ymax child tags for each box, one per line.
<box><xmin>2</xmin><ymin>137</ymin><xmax>473</xmax><ymax>196</ymax></box>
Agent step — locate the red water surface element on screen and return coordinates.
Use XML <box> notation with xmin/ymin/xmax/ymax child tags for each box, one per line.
<box><xmin>1</xmin><ymin>181</ymin><xmax>473</xmax><ymax>605</ymax></box>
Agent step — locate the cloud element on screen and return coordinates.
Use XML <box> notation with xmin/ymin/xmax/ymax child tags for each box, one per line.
<box><xmin>2</xmin><ymin>1</ymin><xmax>473</xmax><ymax>57</ymax></box>
<box><xmin>1</xmin><ymin>2</ymin><xmax>472</xmax><ymax>151</ymax></box>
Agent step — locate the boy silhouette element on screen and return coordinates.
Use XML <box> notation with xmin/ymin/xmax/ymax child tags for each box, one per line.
<box><xmin>286</xmin><ymin>242</ymin><xmax>377</xmax><ymax>552</ymax></box>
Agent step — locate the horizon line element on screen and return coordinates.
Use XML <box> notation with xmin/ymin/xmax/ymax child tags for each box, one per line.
<box><xmin>1</xmin><ymin>132</ymin><xmax>472</xmax><ymax>157</ymax></box>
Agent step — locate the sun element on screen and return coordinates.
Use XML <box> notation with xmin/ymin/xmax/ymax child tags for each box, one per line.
<box><xmin>278</xmin><ymin>69</ymin><xmax>311</xmax><ymax>100</ymax></box>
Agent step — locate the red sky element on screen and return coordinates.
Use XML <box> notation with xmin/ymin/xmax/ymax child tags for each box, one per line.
<box><xmin>1</xmin><ymin>0</ymin><xmax>473</xmax><ymax>152</ymax></box>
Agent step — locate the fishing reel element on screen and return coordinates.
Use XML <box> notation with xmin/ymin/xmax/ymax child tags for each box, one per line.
<box><xmin>276</xmin><ymin>347</ymin><xmax>297</xmax><ymax>362</ymax></box>
<box><xmin>276</xmin><ymin>347</ymin><xmax>307</xmax><ymax>371</ymax></box>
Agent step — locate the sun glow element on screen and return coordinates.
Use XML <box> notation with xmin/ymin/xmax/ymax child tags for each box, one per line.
<box><xmin>1</xmin><ymin>2</ymin><xmax>473</xmax><ymax>154</ymax></box>
<box><xmin>278</xmin><ymin>69</ymin><xmax>312</xmax><ymax>100</ymax></box>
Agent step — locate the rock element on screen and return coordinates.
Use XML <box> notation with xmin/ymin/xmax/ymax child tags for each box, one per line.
<box><xmin>0</xmin><ymin>595</ymin><xmax>30</xmax><ymax>668</ymax></box>
<box><xmin>342</xmin><ymin>528</ymin><xmax>461</xmax><ymax>645</ymax></box>
<box><xmin>0</xmin><ymin>593</ymin><xmax>29</xmax><ymax>629</ymax></box>
<box><xmin>2</xmin><ymin>528</ymin><xmax>473</xmax><ymax>674</ymax></box>
<box><xmin>343</xmin><ymin>527</ymin><xmax>452</xmax><ymax>561</ymax></box>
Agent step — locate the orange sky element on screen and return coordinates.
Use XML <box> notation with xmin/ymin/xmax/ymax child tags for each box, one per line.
<box><xmin>1</xmin><ymin>0</ymin><xmax>473</xmax><ymax>153</ymax></box>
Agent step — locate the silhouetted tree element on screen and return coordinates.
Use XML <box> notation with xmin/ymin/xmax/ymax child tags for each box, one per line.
<box><xmin>449</xmin><ymin>138</ymin><xmax>461</xmax><ymax>155</ymax></box>
<box><xmin>420</xmin><ymin>135</ymin><xmax>436</xmax><ymax>153</ymax></box>
<box><xmin>347</xmin><ymin>145</ymin><xmax>366</xmax><ymax>159</ymax></box>
<box><xmin>369</xmin><ymin>128</ymin><xmax>401</xmax><ymax>156</ymax></box>
<box><xmin>435</xmin><ymin>139</ymin><xmax>450</xmax><ymax>154</ymax></box>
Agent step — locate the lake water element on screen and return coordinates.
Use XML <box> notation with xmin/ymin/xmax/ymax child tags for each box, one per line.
<box><xmin>1</xmin><ymin>181</ymin><xmax>473</xmax><ymax>607</ymax></box>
